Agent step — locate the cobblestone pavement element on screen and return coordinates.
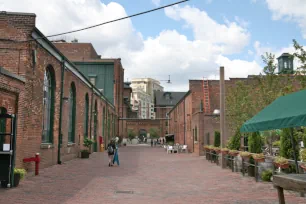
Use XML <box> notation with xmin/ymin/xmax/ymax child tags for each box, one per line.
<box><xmin>0</xmin><ymin>146</ymin><xmax>305</xmax><ymax>204</ymax></box>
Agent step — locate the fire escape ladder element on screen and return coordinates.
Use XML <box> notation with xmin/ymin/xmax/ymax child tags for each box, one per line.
<box><xmin>202</xmin><ymin>78</ymin><xmax>210</xmax><ymax>114</ymax></box>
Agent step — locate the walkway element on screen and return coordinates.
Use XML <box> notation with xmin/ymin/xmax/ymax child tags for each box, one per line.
<box><xmin>0</xmin><ymin>146</ymin><xmax>305</xmax><ymax>204</ymax></box>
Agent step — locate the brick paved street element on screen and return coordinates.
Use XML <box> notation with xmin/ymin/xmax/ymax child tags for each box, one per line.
<box><xmin>0</xmin><ymin>146</ymin><xmax>305</xmax><ymax>204</ymax></box>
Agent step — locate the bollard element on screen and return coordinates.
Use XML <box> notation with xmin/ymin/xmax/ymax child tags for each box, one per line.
<box><xmin>23</xmin><ymin>153</ymin><xmax>40</xmax><ymax>176</ymax></box>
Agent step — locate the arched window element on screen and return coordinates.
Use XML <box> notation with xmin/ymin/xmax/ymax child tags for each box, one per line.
<box><xmin>68</xmin><ymin>83</ymin><xmax>76</xmax><ymax>143</ymax></box>
<box><xmin>0</xmin><ymin>107</ymin><xmax>7</xmax><ymax>151</ymax></box>
<box><xmin>84</xmin><ymin>93</ymin><xmax>89</xmax><ymax>138</ymax></box>
<box><xmin>42</xmin><ymin>67</ymin><xmax>55</xmax><ymax>143</ymax></box>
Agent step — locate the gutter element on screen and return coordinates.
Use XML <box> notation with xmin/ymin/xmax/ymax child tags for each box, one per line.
<box><xmin>184</xmin><ymin>98</ymin><xmax>186</xmax><ymax>145</ymax></box>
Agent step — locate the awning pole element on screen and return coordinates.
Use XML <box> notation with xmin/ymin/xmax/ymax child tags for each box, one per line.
<box><xmin>289</xmin><ymin>128</ymin><xmax>299</xmax><ymax>174</ymax></box>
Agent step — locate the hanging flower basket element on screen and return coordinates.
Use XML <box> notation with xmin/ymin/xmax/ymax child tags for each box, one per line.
<box><xmin>229</xmin><ymin>150</ymin><xmax>239</xmax><ymax>156</ymax></box>
<box><xmin>221</xmin><ymin>148</ymin><xmax>229</xmax><ymax>155</ymax></box>
<box><xmin>273</xmin><ymin>156</ymin><xmax>289</xmax><ymax>169</ymax></box>
<box><xmin>252</xmin><ymin>154</ymin><xmax>265</xmax><ymax>163</ymax></box>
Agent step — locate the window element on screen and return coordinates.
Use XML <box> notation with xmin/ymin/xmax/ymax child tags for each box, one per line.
<box><xmin>84</xmin><ymin>93</ymin><xmax>89</xmax><ymax>138</ymax></box>
<box><xmin>165</xmin><ymin>121</ymin><xmax>168</xmax><ymax>126</ymax></box>
<box><xmin>42</xmin><ymin>67</ymin><xmax>55</xmax><ymax>143</ymax></box>
<box><xmin>89</xmin><ymin>77</ymin><xmax>96</xmax><ymax>86</ymax></box>
<box><xmin>206</xmin><ymin>133</ymin><xmax>210</xmax><ymax>145</ymax></box>
<box><xmin>284</xmin><ymin>61</ymin><xmax>287</xmax><ymax>69</ymax></box>
<box><xmin>194</xmin><ymin>126</ymin><xmax>198</xmax><ymax>142</ymax></box>
<box><xmin>68</xmin><ymin>83</ymin><xmax>76</xmax><ymax>143</ymax></box>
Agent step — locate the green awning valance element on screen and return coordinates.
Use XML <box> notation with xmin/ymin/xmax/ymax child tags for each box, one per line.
<box><xmin>241</xmin><ymin>90</ymin><xmax>306</xmax><ymax>133</ymax></box>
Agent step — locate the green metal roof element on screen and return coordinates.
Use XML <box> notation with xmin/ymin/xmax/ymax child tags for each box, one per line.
<box><xmin>241</xmin><ymin>89</ymin><xmax>306</xmax><ymax>132</ymax></box>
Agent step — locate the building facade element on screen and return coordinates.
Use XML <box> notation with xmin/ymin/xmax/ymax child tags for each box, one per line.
<box><xmin>54</xmin><ymin>42</ymin><xmax>125</xmax><ymax>138</ymax></box>
<box><xmin>0</xmin><ymin>12</ymin><xmax>117</xmax><ymax>171</ymax></box>
<box><xmin>130</xmin><ymin>78</ymin><xmax>164</xmax><ymax>119</ymax></box>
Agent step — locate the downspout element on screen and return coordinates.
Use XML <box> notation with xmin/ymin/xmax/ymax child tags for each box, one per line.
<box><xmin>57</xmin><ymin>57</ymin><xmax>65</xmax><ymax>165</ymax></box>
<box><xmin>184</xmin><ymin>99</ymin><xmax>186</xmax><ymax>145</ymax></box>
<box><xmin>89</xmin><ymin>88</ymin><xmax>94</xmax><ymax>140</ymax></box>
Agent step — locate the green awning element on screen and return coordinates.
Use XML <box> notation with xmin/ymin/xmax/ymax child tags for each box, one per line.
<box><xmin>241</xmin><ymin>90</ymin><xmax>306</xmax><ymax>133</ymax></box>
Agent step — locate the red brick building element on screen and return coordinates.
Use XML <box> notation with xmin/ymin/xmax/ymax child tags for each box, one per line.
<box><xmin>0</xmin><ymin>11</ymin><xmax>117</xmax><ymax>171</ymax></box>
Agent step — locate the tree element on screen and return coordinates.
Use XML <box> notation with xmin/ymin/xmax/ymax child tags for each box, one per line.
<box><xmin>149</xmin><ymin>128</ymin><xmax>159</xmax><ymax>139</ymax></box>
<box><xmin>248</xmin><ymin>132</ymin><xmax>262</xmax><ymax>153</ymax></box>
<box><xmin>128</xmin><ymin>129</ymin><xmax>135</xmax><ymax>141</ymax></box>
<box><xmin>226</xmin><ymin>130</ymin><xmax>241</xmax><ymax>150</ymax></box>
<box><xmin>214</xmin><ymin>131</ymin><xmax>220</xmax><ymax>147</ymax></box>
<box><xmin>280</xmin><ymin>128</ymin><xmax>299</xmax><ymax>160</ymax></box>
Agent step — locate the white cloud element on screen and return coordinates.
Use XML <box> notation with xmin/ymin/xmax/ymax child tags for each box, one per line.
<box><xmin>152</xmin><ymin>0</ymin><xmax>160</xmax><ymax>7</ymax></box>
<box><xmin>265</xmin><ymin>0</ymin><xmax>306</xmax><ymax>38</ymax></box>
<box><xmin>0</xmin><ymin>0</ymin><xmax>262</xmax><ymax>91</ymax></box>
<box><xmin>165</xmin><ymin>5</ymin><xmax>250</xmax><ymax>55</ymax></box>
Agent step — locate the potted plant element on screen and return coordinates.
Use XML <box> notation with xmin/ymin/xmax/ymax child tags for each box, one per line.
<box><xmin>13</xmin><ymin>168</ymin><xmax>26</xmax><ymax>187</ymax></box>
<box><xmin>229</xmin><ymin>150</ymin><xmax>239</xmax><ymax>156</ymax></box>
<box><xmin>221</xmin><ymin>148</ymin><xmax>229</xmax><ymax>155</ymax></box>
<box><xmin>274</xmin><ymin>156</ymin><xmax>289</xmax><ymax>169</ymax></box>
<box><xmin>204</xmin><ymin>145</ymin><xmax>210</xmax><ymax>150</ymax></box>
<box><xmin>81</xmin><ymin>137</ymin><xmax>94</xmax><ymax>159</ymax></box>
<box><xmin>300</xmin><ymin>149</ymin><xmax>306</xmax><ymax>171</ymax></box>
<box><xmin>252</xmin><ymin>153</ymin><xmax>265</xmax><ymax>163</ymax></box>
<box><xmin>239</xmin><ymin>151</ymin><xmax>251</xmax><ymax>159</ymax></box>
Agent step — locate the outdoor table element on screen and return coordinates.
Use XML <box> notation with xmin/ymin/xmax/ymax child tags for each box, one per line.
<box><xmin>273</xmin><ymin>174</ymin><xmax>306</xmax><ymax>204</ymax></box>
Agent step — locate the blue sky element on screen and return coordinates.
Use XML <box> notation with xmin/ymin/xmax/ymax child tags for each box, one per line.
<box><xmin>2</xmin><ymin>0</ymin><xmax>306</xmax><ymax>90</ymax></box>
<box><xmin>102</xmin><ymin>0</ymin><xmax>305</xmax><ymax>63</ymax></box>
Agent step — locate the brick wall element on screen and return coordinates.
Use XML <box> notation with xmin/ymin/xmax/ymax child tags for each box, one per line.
<box><xmin>0</xmin><ymin>12</ymin><xmax>116</xmax><ymax>171</ymax></box>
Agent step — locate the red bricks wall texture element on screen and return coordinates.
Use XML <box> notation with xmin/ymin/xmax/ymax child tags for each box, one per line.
<box><xmin>0</xmin><ymin>12</ymin><xmax>117</xmax><ymax>171</ymax></box>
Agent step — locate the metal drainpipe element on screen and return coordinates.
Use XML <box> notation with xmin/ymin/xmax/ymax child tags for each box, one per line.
<box><xmin>89</xmin><ymin>88</ymin><xmax>94</xmax><ymax>140</ymax></box>
<box><xmin>184</xmin><ymin>99</ymin><xmax>186</xmax><ymax>145</ymax></box>
<box><xmin>57</xmin><ymin>57</ymin><xmax>65</xmax><ymax>165</ymax></box>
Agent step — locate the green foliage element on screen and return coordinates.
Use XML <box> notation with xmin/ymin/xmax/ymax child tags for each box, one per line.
<box><xmin>149</xmin><ymin>128</ymin><xmax>159</xmax><ymax>139</ymax></box>
<box><xmin>248</xmin><ymin>132</ymin><xmax>263</xmax><ymax>153</ymax></box>
<box><xmin>280</xmin><ymin>128</ymin><xmax>300</xmax><ymax>160</ymax></box>
<box><xmin>83</xmin><ymin>137</ymin><xmax>94</xmax><ymax>150</ymax></box>
<box><xmin>128</xmin><ymin>129</ymin><xmax>135</xmax><ymax>140</ymax></box>
<box><xmin>301</xmin><ymin>149</ymin><xmax>306</xmax><ymax>161</ymax></box>
<box><xmin>272</xmin><ymin>140</ymin><xmax>280</xmax><ymax>147</ymax></box>
<box><xmin>214</xmin><ymin>131</ymin><xmax>220</xmax><ymax>147</ymax></box>
<box><xmin>261</xmin><ymin>169</ymin><xmax>273</xmax><ymax>182</ymax></box>
<box><xmin>226</xmin><ymin>131</ymin><xmax>241</xmax><ymax>150</ymax></box>
<box><xmin>14</xmin><ymin>168</ymin><xmax>26</xmax><ymax>180</ymax></box>
<box><xmin>274</xmin><ymin>156</ymin><xmax>289</xmax><ymax>165</ymax></box>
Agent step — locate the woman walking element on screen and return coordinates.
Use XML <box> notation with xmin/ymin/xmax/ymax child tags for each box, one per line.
<box><xmin>107</xmin><ymin>140</ymin><xmax>116</xmax><ymax>167</ymax></box>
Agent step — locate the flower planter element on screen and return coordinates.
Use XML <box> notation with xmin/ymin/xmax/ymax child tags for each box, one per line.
<box><xmin>81</xmin><ymin>151</ymin><xmax>90</xmax><ymax>159</ymax></box>
<box><xmin>254</xmin><ymin>158</ymin><xmax>265</xmax><ymax>163</ymax></box>
<box><xmin>274</xmin><ymin>162</ymin><xmax>289</xmax><ymax>169</ymax></box>
<box><xmin>300</xmin><ymin>164</ymin><xmax>306</xmax><ymax>171</ymax></box>
<box><xmin>214</xmin><ymin>150</ymin><xmax>221</xmax><ymax>154</ymax></box>
<box><xmin>14</xmin><ymin>173</ymin><xmax>21</xmax><ymax>187</ymax></box>
<box><xmin>229</xmin><ymin>152</ymin><xmax>239</xmax><ymax>157</ymax></box>
<box><xmin>221</xmin><ymin>150</ymin><xmax>229</xmax><ymax>155</ymax></box>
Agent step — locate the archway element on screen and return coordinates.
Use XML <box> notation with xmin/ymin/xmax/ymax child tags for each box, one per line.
<box><xmin>139</xmin><ymin>129</ymin><xmax>147</xmax><ymax>143</ymax></box>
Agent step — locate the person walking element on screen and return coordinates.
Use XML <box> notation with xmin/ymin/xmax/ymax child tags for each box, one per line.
<box><xmin>107</xmin><ymin>140</ymin><xmax>116</xmax><ymax>167</ymax></box>
<box><xmin>151</xmin><ymin>139</ymin><xmax>153</xmax><ymax>147</ymax></box>
<box><xmin>113</xmin><ymin>141</ymin><xmax>120</xmax><ymax>166</ymax></box>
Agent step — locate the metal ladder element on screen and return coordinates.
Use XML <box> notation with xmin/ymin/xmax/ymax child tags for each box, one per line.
<box><xmin>202</xmin><ymin>78</ymin><xmax>211</xmax><ymax>113</ymax></box>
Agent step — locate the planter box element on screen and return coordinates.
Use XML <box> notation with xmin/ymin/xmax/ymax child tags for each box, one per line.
<box><xmin>14</xmin><ymin>173</ymin><xmax>21</xmax><ymax>187</ymax></box>
<box><xmin>254</xmin><ymin>158</ymin><xmax>265</xmax><ymax>163</ymax></box>
<box><xmin>274</xmin><ymin>162</ymin><xmax>289</xmax><ymax>169</ymax></box>
<box><xmin>81</xmin><ymin>151</ymin><xmax>90</xmax><ymax>159</ymax></box>
<box><xmin>221</xmin><ymin>151</ymin><xmax>229</xmax><ymax>155</ymax></box>
<box><xmin>248</xmin><ymin>165</ymin><xmax>255</xmax><ymax>177</ymax></box>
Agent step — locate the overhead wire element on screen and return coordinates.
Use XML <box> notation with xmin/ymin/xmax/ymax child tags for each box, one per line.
<box><xmin>16</xmin><ymin>0</ymin><xmax>190</xmax><ymax>43</ymax></box>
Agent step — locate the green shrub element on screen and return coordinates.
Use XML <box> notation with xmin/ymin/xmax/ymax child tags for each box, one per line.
<box><xmin>280</xmin><ymin>128</ymin><xmax>299</xmax><ymax>159</ymax></box>
<box><xmin>227</xmin><ymin>131</ymin><xmax>241</xmax><ymax>150</ymax></box>
<box><xmin>261</xmin><ymin>169</ymin><xmax>273</xmax><ymax>182</ymax></box>
<box><xmin>272</xmin><ymin>140</ymin><xmax>280</xmax><ymax>147</ymax></box>
<box><xmin>214</xmin><ymin>131</ymin><xmax>220</xmax><ymax>147</ymax></box>
<box><xmin>248</xmin><ymin>132</ymin><xmax>262</xmax><ymax>153</ymax></box>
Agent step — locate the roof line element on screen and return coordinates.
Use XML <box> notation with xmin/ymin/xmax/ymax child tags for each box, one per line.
<box><xmin>168</xmin><ymin>90</ymin><xmax>191</xmax><ymax>114</ymax></box>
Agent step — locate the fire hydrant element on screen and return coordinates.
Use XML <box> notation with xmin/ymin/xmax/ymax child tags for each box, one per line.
<box><xmin>23</xmin><ymin>153</ymin><xmax>40</xmax><ymax>176</ymax></box>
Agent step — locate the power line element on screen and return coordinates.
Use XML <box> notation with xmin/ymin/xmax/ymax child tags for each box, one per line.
<box><xmin>19</xmin><ymin>0</ymin><xmax>190</xmax><ymax>43</ymax></box>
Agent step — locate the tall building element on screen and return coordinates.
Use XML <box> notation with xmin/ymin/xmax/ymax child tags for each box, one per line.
<box><xmin>130</xmin><ymin>78</ymin><xmax>164</xmax><ymax>119</ymax></box>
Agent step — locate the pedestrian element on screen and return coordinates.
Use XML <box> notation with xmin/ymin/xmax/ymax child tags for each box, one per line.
<box><xmin>163</xmin><ymin>138</ymin><xmax>165</xmax><ymax>144</ymax></box>
<box><xmin>107</xmin><ymin>139</ymin><xmax>116</xmax><ymax>167</ymax></box>
<box><xmin>113</xmin><ymin>141</ymin><xmax>120</xmax><ymax>166</ymax></box>
<box><xmin>151</xmin><ymin>139</ymin><xmax>153</xmax><ymax>147</ymax></box>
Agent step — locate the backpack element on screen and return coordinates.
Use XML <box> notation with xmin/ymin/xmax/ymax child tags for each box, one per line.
<box><xmin>107</xmin><ymin>145</ymin><xmax>114</xmax><ymax>154</ymax></box>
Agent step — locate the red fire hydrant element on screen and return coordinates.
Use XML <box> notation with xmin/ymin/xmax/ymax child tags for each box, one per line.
<box><xmin>23</xmin><ymin>153</ymin><xmax>40</xmax><ymax>176</ymax></box>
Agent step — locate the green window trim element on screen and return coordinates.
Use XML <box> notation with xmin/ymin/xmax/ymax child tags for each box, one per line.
<box><xmin>84</xmin><ymin>93</ymin><xmax>89</xmax><ymax>138</ymax></box>
<box><xmin>68</xmin><ymin>83</ymin><xmax>76</xmax><ymax>143</ymax></box>
<box><xmin>42</xmin><ymin>67</ymin><xmax>55</xmax><ymax>144</ymax></box>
